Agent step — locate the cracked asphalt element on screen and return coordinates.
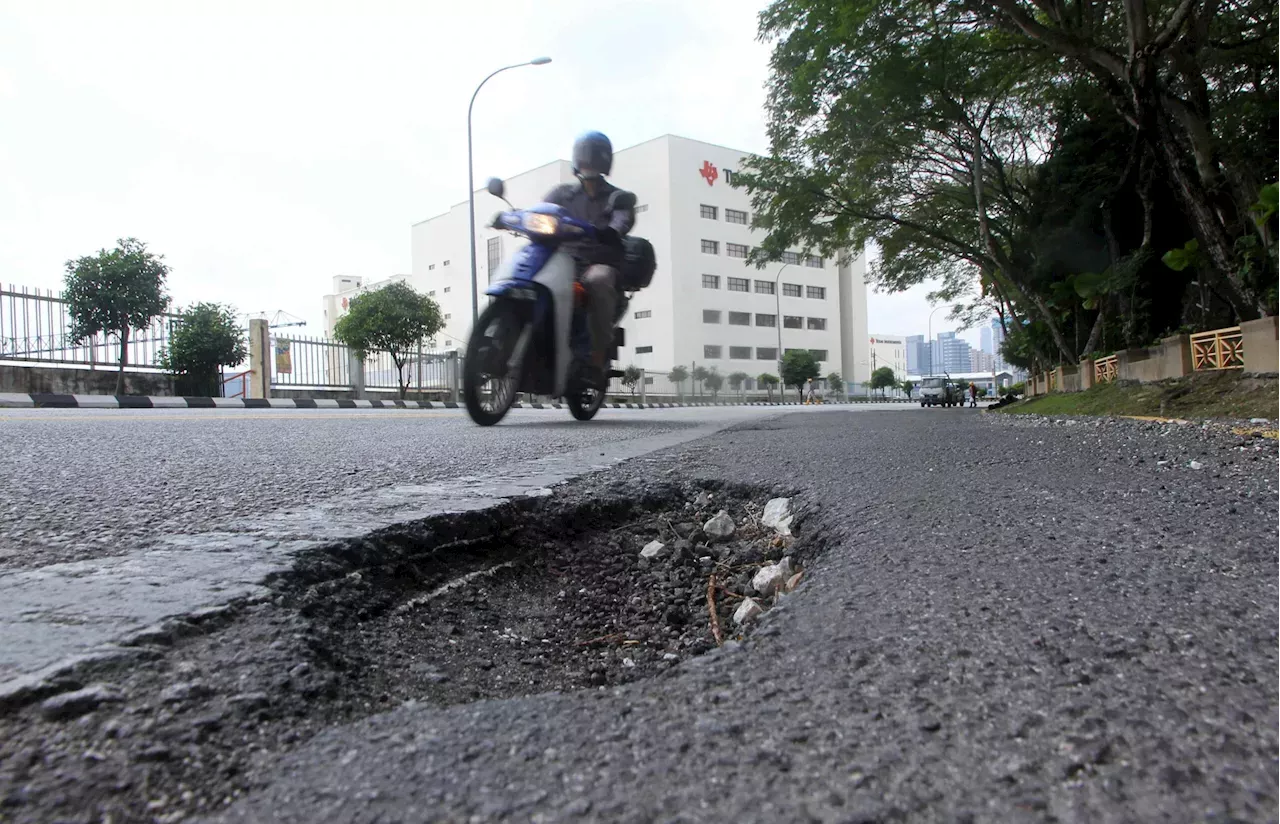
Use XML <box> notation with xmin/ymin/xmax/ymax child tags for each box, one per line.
<box><xmin>204</xmin><ymin>411</ymin><xmax>1277</xmax><ymax>823</ymax></box>
<box><xmin>2</xmin><ymin>405</ymin><xmax>1275</xmax><ymax>822</ymax></box>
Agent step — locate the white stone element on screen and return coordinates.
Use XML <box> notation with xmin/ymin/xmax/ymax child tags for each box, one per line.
<box><xmin>640</xmin><ymin>540</ymin><xmax>666</xmax><ymax>559</ymax></box>
<box><xmin>1188</xmin><ymin>460</ymin><xmax>1205</xmax><ymax>470</ymax></box>
<box><xmin>784</xmin><ymin>572</ymin><xmax>804</xmax><ymax>593</ymax></box>
<box><xmin>762</xmin><ymin>498</ymin><xmax>793</xmax><ymax>536</ymax></box>
<box><xmin>1250</xmin><ymin>418</ymin><xmax>1270</xmax><ymax>424</ymax></box>
<box><xmin>733</xmin><ymin>597</ymin><xmax>763</xmax><ymax>626</ymax></box>
<box><xmin>776</xmin><ymin>556</ymin><xmax>795</xmax><ymax>580</ymax></box>
<box><xmin>704</xmin><ymin>510</ymin><xmax>736</xmax><ymax>540</ymax></box>
<box><xmin>752</xmin><ymin>564</ymin><xmax>787</xmax><ymax>598</ymax></box>
<box><xmin>622</xmin><ymin>658</ymin><xmax>636</xmax><ymax>668</ymax></box>
<box><xmin>662</xmin><ymin>653</ymin><xmax>679</xmax><ymax>662</ymax></box>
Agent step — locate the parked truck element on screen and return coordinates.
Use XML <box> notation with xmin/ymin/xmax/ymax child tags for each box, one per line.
<box><xmin>919</xmin><ymin>376</ymin><xmax>962</xmax><ymax>407</ymax></box>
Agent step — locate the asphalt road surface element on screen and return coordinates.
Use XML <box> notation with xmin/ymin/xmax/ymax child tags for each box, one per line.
<box><xmin>208</xmin><ymin>411</ymin><xmax>1277</xmax><ymax>823</ymax></box>
<box><xmin>2</xmin><ymin>406</ymin><xmax>1275</xmax><ymax>823</ymax></box>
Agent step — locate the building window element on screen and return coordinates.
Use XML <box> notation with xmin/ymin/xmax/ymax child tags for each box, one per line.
<box><xmin>443</xmin><ymin>260</ymin><xmax>450</xmax><ymax>266</ymax></box>
<box><xmin>701</xmin><ymin>239</ymin><xmax>719</xmax><ymax>254</ymax></box>
<box><xmin>782</xmin><ymin>283</ymin><xmax>802</xmax><ymax>298</ymax></box>
<box><xmin>702</xmin><ymin>274</ymin><xmax>720</xmax><ymax>289</ymax></box>
<box><xmin>806</xmin><ymin>285</ymin><xmax>827</xmax><ymax>299</ymax></box>
<box><xmin>428</xmin><ymin>290</ymin><xmax>436</xmax><ymax>296</ymax></box>
<box><xmin>703</xmin><ymin>310</ymin><xmax>722</xmax><ymax>324</ymax></box>
<box><xmin>728</xmin><ymin>311</ymin><xmax>751</xmax><ymax>326</ymax></box>
<box><xmin>756</xmin><ymin>347</ymin><xmax>778</xmax><ymax>360</ymax></box>
<box><xmin>726</xmin><ymin>242</ymin><xmax>748</xmax><ymax>259</ymax></box>
<box><xmin>805</xmin><ymin>255</ymin><xmax>822</xmax><ymax>268</ymax></box>
<box><xmin>729</xmin><ymin>346</ymin><xmax>753</xmax><ymax>359</ymax></box>
<box><xmin>807</xmin><ymin>317</ymin><xmax>828</xmax><ymax>330</ymax></box>
<box><xmin>635</xmin><ymin>204</ymin><xmax>649</xmax><ymax>213</ymax></box>
<box><xmin>754</xmin><ymin>280</ymin><xmax>775</xmax><ymax>295</ymax></box>
<box><xmin>487</xmin><ymin>236</ymin><xmax>502</xmax><ymax>279</ymax></box>
<box><xmin>644</xmin><ymin>376</ymin><xmax>654</xmax><ymax>384</ymax></box>
<box><xmin>428</xmin><ymin>264</ymin><xmax>435</xmax><ymax>271</ymax></box>
<box><xmin>635</xmin><ymin>345</ymin><xmax>653</xmax><ymax>354</ymax></box>
<box><xmin>783</xmin><ymin>315</ymin><xmax>803</xmax><ymax>329</ymax></box>
<box><xmin>781</xmin><ymin>251</ymin><xmax>802</xmax><ymax>265</ymax></box>
<box><xmin>810</xmin><ymin>349</ymin><xmax>828</xmax><ymax>361</ymax></box>
<box><xmin>444</xmin><ymin>313</ymin><xmax>452</xmax><ymax>320</ymax></box>
<box><xmin>634</xmin><ymin>310</ymin><xmax>652</xmax><ymax>319</ymax></box>
<box><xmin>727</xmin><ymin>277</ymin><xmax>749</xmax><ymax>292</ymax></box>
<box><xmin>700</xmin><ymin>204</ymin><xmax>718</xmax><ymax>220</ymax></box>
<box><xmin>443</xmin><ymin>286</ymin><xmax>451</xmax><ymax>293</ymax></box>
<box><xmin>704</xmin><ymin>345</ymin><xmax>723</xmax><ymax>359</ymax></box>
<box><xmin>725</xmin><ymin>208</ymin><xmax>748</xmax><ymax>225</ymax></box>
<box><xmin>755</xmin><ymin>313</ymin><xmax>776</xmax><ymax>327</ymax></box>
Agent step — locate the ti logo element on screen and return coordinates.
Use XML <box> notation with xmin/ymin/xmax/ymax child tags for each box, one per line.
<box><xmin>699</xmin><ymin>160</ymin><xmax>719</xmax><ymax>186</ymax></box>
<box><xmin>341</xmin><ymin>297</ymin><xmax>349</xmax><ymax>310</ymax></box>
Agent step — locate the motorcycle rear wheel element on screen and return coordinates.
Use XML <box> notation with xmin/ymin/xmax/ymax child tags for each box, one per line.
<box><xmin>463</xmin><ymin>301</ymin><xmax>525</xmax><ymax>426</ymax></box>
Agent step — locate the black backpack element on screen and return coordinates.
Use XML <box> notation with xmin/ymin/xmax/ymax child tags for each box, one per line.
<box><xmin>618</xmin><ymin>236</ymin><xmax>657</xmax><ymax>291</ymax></box>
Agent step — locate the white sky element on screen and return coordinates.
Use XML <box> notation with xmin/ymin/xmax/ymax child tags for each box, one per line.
<box><xmin>0</xmin><ymin>0</ymin><xmax>978</xmax><ymax>348</ymax></box>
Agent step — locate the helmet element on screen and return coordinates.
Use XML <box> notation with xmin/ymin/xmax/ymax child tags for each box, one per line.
<box><xmin>572</xmin><ymin>131</ymin><xmax>613</xmax><ymax>178</ymax></box>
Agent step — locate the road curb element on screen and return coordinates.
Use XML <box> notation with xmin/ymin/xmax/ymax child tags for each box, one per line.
<box><xmin>0</xmin><ymin>393</ymin><xmax>922</xmax><ymax>410</ymax></box>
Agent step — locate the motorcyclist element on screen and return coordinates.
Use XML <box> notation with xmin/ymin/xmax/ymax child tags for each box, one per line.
<box><xmin>543</xmin><ymin>131</ymin><xmax>636</xmax><ymax>388</ymax></box>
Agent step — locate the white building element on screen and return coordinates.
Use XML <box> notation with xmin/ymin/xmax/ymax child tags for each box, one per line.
<box><xmin>331</xmin><ymin>134</ymin><xmax>870</xmax><ymax>396</ymax></box>
<box><xmin>868</xmin><ymin>334</ymin><xmax>908</xmax><ymax>380</ymax></box>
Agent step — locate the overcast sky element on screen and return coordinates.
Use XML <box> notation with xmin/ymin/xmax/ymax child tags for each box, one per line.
<box><xmin>0</xmin><ymin>0</ymin><xmax>980</xmax><ymax>348</ymax></box>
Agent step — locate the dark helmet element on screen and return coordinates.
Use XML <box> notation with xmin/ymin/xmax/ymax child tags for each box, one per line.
<box><xmin>572</xmin><ymin>131</ymin><xmax>613</xmax><ymax>178</ymax></box>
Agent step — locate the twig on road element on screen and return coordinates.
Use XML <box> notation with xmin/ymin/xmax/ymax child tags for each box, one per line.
<box><xmin>707</xmin><ymin>574</ymin><xmax>723</xmax><ymax>646</ymax></box>
<box><xmin>574</xmin><ymin>632</ymin><xmax>625</xmax><ymax>647</ymax></box>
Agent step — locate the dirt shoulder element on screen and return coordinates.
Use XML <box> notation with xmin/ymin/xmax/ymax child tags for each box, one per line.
<box><xmin>999</xmin><ymin>371</ymin><xmax>1278</xmax><ymax>421</ymax></box>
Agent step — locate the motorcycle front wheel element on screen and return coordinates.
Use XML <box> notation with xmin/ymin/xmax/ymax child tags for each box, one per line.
<box><xmin>463</xmin><ymin>301</ymin><xmax>525</xmax><ymax>426</ymax></box>
<box><xmin>566</xmin><ymin>386</ymin><xmax>606</xmax><ymax>421</ymax></box>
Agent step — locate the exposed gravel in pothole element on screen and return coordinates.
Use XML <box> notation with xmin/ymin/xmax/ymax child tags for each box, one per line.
<box><xmin>0</xmin><ymin>481</ymin><xmax>816</xmax><ymax>823</ymax></box>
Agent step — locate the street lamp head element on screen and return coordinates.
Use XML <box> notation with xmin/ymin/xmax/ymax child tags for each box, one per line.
<box><xmin>530</xmin><ymin>56</ymin><xmax>552</xmax><ymax>65</ymax></box>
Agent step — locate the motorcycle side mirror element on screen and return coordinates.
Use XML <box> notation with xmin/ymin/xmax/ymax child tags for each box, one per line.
<box><xmin>486</xmin><ymin>177</ymin><xmax>506</xmax><ymax>198</ymax></box>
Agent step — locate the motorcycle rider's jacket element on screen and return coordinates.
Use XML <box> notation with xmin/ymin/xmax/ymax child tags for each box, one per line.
<box><xmin>543</xmin><ymin>179</ymin><xmax>636</xmax><ymax>268</ymax></box>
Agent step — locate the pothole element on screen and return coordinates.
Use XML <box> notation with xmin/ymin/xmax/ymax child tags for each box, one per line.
<box><xmin>0</xmin><ymin>482</ymin><xmax>817</xmax><ymax>823</ymax></box>
<box><xmin>296</xmin><ymin>483</ymin><xmax>809</xmax><ymax>707</ymax></box>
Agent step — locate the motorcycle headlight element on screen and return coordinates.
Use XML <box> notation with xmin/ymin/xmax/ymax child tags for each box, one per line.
<box><xmin>523</xmin><ymin>213</ymin><xmax>560</xmax><ymax>236</ymax></box>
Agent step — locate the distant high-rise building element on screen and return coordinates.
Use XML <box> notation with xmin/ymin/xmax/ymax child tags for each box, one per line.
<box><xmin>980</xmin><ymin>326</ymin><xmax>994</xmax><ymax>355</ymax></box>
<box><xmin>906</xmin><ymin>334</ymin><xmax>925</xmax><ymax>374</ymax></box>
<box><xmin>989</xmin><ymin>318</ymin><xmax>1007</xmax><ymax>371</ymax></box>
<box><xmin>936</xmin><ymin>331</ymin><xmax>970</xmax><ymax>374</ymax></box>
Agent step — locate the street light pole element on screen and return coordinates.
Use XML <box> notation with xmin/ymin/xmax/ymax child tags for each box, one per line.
<box><xmin>467</xmin><ymin>57</ymin><xmax>552</xmax><ymax>326</ymax></box>
<box><xmin>773</xmin><ymin>263</ymin><xmax>794</xmax><ymax>385</ymax></box>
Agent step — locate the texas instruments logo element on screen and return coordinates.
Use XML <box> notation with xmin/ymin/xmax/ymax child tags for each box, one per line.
<box><xmin>699</xmin><ymin>160</ymin><xmax>719</xmax><ymax>186</ymax></box>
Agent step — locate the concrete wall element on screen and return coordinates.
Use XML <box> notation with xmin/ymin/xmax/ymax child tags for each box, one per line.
<box><xmin>0</xmin><ymin>364</ymin><xmax>174</xmax><ymax>396</ymax></box>
<box><xmin>1242</xmin><ymin>317</ymin><xmax>1278</xmax><ymax>374</ymax></box>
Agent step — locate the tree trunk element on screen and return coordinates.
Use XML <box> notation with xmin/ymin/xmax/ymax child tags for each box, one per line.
<box><xmin>116</xmin><ymin>327</ymin><xmax>129</xmax><ymax>396</ymax></box>
<box><xmin>394</xmin><ymin>356</ymin><xmax>408</xmax><ymax>399</ymax></box>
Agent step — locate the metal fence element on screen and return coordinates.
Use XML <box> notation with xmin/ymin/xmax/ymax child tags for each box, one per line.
<box><xmin>0</xmin><ymin>283</ymin><xmax>178</xmax><ymax>371</ymax></box>
<box><xmin>270</xmin><ymin>334</ymin><xmax>459</xmax><ymax>396</ymax></box>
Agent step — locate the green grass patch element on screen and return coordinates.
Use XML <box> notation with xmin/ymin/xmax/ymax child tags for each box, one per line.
<box><xmin>999</xmin><ymin>371</ymin><xmax>1278</xmax><ymax>421</ymax></box>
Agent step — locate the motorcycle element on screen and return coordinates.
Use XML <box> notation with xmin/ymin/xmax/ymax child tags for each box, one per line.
<box><xmin>462</xmin><ymin>177</ymin><xmax>654</xmax><ymax>426</ymax></box>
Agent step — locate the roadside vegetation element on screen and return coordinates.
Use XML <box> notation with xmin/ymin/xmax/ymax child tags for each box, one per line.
<box><xmin>999</xmin><ymin>372</ymin><xmax>1278</xmax><ymax>421</ymax></box>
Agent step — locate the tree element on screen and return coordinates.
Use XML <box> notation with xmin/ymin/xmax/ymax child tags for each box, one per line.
<box><xmin>622</xmin><ymin>365</ymin><xmax>643</xmax><ymax>397</ymax></box>
<box><xmin>780</xmin><ymin>350</ymin><xmax>820</xmax><ymax>400</ymax></box>
<box><xmin>825</xmin><ymin>371</ymin><xmax>844</xmax><ymax>400</ymax></box>
<box><xmin>691</xmin><ymin>365</ymin><xmax>710</xmax><ymax>402</ymax></box>
<box><xmin>667</xmin><ymin>366</ymin><xmax>689</xmax><ymax>401</ymax></box>
<box><xmin>159</xmin><ymin>303</ymin><xmax>247</xmax><ymax>397</ymax></box>
<box><xmin>900</xmin><ymin>378</ymin><xmax>915</xmax><ymax>400</ymax></box>
<box><xmin>333</xmin><ymin>281</ymin><xmax>443</xmax><ymax>399</ymax></box>
<box><xmin>705</xmin><ymin>369</ymin><xmax>725</xmax><ymax>401</ymax></box>
<box><xmin>728</xmin><ymin>371</ymin><xmax>750</xmax><ymax>400</ymax></box>
<box><xmin>870</xmin><ymin>366</ymin><xmax>897</xmax><ymax>398</ymax></box>
<box><xmin>63</xmin><ymin>237</ymin><xmax>170</xmax><ymax>395</ymax></box>
<box><xmin>758</xmin><ymin>372</ymin><xmax>780</xmax><ymax>402</ymax></box>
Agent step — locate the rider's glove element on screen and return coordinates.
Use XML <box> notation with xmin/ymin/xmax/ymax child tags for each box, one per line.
<box><xmin>489</xmin><ymin>212</ymin><xmax>505</xmax><ymax>229</ymax></box>
<box><xmin>597</xmin><ymin>226</ymin><xmax>621</xmax><ymax>247</ymax></box>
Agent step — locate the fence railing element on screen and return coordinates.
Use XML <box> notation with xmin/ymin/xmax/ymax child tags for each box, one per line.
<box><xmin>1190</xmin><ymin>326</ymin><xmax>1244</xmax><ymax>371</ymax></box>
<box><xmin>1094</xmin><ymin>354</ymin><xmax>1118</xmax><ymax>384</ymax></box>
<box><xmin>270</xmin><ymin>334</ymin><xmax>459</xmax><ymax>396</ymax></box>
<box><xmin>0</xmin><ymin>284</ymin><xmax>178</xmax><ymax>371</ymax></box>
